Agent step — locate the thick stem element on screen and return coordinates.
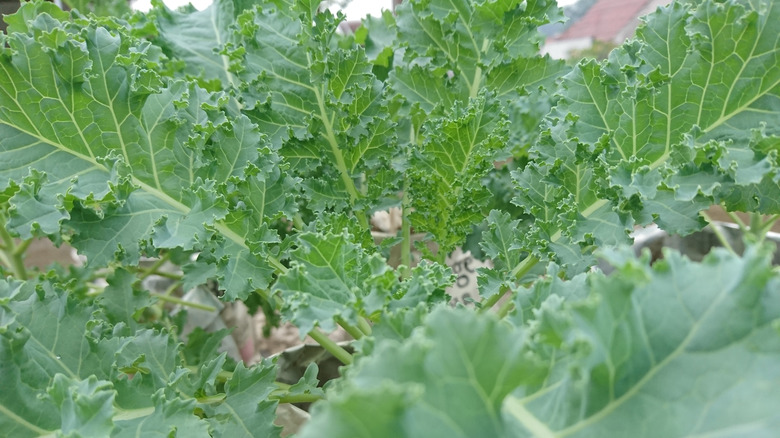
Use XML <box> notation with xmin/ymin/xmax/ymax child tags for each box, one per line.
<box><xmin>308</xmin><ymin>328</ymin><xmax>353</xmax><ymax>365</ymax></box>
<box><xmin>749</xmin><ymin>212</ymin><xmax>763</xmax><ymax>237</ymax></box>
<box><xmin>725</xmin><ymin>210</ymin><xmax>749</xmax><ymax>234</ymax></box>
<box><xmin>196</xmin><ymin>394</ymin><xmax>227</xmax><ymax>404</ymax></box>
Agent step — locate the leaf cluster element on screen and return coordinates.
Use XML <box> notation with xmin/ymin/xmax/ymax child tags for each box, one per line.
<box><xmin>2</xmin><ymin>0</ymin><xmax>780</xmax><ymax>436</ymax></box>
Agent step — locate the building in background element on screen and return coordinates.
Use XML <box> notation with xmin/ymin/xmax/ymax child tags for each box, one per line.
<box><xmin>544</xmin><ymin>0</ymin><xmax>671</xmax><ymax>59</ymax></box>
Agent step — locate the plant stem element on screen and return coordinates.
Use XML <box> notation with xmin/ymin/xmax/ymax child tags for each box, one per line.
<box><xmin>336</xmin><ymin>317</ymin><xmax>364</xmax><ymax>340</ymax></box>
<box><xmin>151</xmin><ymin>292</ymin><xmax>217</xmax><ymax>312</ymax></box>
<box><xmin>138</xmin><ymin>252</ymin><xmax>171</xmax><ymax>280</ymax></box>
<box><xmin>13</xmin><ymin>237</ymin><xmax>32</xmax><ymax>256</ymax></box>
<box><xmin>480</xmin><ymin>255</ymin><xmax>540</xmax><ymax>313</ymax></box>
<box><xmin>267</xmin><ymin>255</ymin><xmax>288</xmax><ymax>275</ymax></box>
<box><xmin>312</xmin><ymin>84</ymin><xmax>370</xmax><ymax>232</ymax></box>
<box><xmin>509</xmin><ymin>254</ymin><xmax>540</xmax><ymax>280</ymax></box>
<box><xmin>0</xmin><ymin>212</ymin><xmax>28</xmax><ymax>280</ymax></box>
<box><xmin>479</xmin><ymin>287</ymin><xmax>507</xmax><ymax>314</ymax></box>
<box><xmin>357</xmin><ymin>316</ymin><xmax>372</xmax><ymax>336</ymax></box>
<box><xmin>293</xmin><ymin>213</ymin><xmax>305</xmax><ymax>230</ymax></box>
<box><xmin>759</xmin><ymin>214</ymin><xmax>780</xmax><ymax>236</ymax></box>
<box><xmin>274</xmin><ymin>381</ymin><xmax>292</xmax><ymax>390</ymax></box>
<box><xmin>749</xmin><ymin>212</ymin><xmax>763</xmax><ymax>238</ymax></box>
<box><xmin>496</xmin><ymin>297</ymin><xmax>515</xmax><ymax>319</ymax></box>
<box><xmin>700</xmin><ymin>211</ymin><xmax>737</xmax><ymax>255</ymax></box>
<box><xmin>307</xmin><ymin>328</ymin><xmax>353</xmax><ymax>365</ymax></box>
<box><xmin>401</xmin><ymin>174</ymin><xmax>412</xmax><ymax>273</ymax></box>
<box><xmin>273</xmin><ymin>392</ymin><xmax>324</xmax><ymax>404</ymax></box>
<box><xmin>185</xmin><ymin>365</ymin><xmax>233</xmax><ymax>381</ymax></box>
<box><xmin>725</xmin><ymin>210</ymin><xmax>749</xmax><ymax>234</ymax></box>
<box><xmin>196</xmin><ymin>394</ymin><xmax>227</xmax><ymax>404</ymax></box>
<box><xmin>140</xmin><ymin>269</ymin><xmax>182</xmax><ymax>280</ymax></box>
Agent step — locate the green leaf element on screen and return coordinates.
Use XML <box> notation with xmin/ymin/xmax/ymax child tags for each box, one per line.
<box><xmin>97</xmin><ymin>268</ymin><xmax>151</xmax><ymax>328</ymax></box>
<box><xmin>0</xmin><ymin>9</ymin><xmax>283</xmax><ymax>298</ymax></box>
<box><xmin>301</xmin><ymin>384</ymin><xmax>409</xmax><ymax>438</ymax></box>
<box><xmin>150</xmin><ymin>0</ymin><xmax>246</xmax><ymax>86</ymax></box>
<box><xmin>301</xmin><ymin>306</ymin><xmax>536</xmax><ymax>437</ymax></box>
<box><xmin>202</xmin><ymin>361</ymin><xmax>281</xmax><ymax>438</ymax></box>
<box><xmin>115</xmin><ymin>329</ymin><xmax>180</xmax><ymax>390</ymax></box>
<box><xmin>477</xmin><ymin>210</ymin><xmax>526</xmax><ymax>298</ymax></box>
<box><xmin>274</xmin><ymin>231</ymin><xmax>390</xmax><ymax>336</ymax></box>
<box><xmin>391</xmin><ymin>0</ymin><xmax>568</xmax><ymax>250</ymax></box>
<box><xmin>512</xmin><ymin>0</ymin><xmax>780</xmax><ymax>272</ymax></box>
<box><xmin>408</xmin><ymin>94</ymin><xmax>508</xmax><ymax>251</ymax></box>
<box><xmin>236</xmin><ymin>2</ymin><xmax>396</xmax><ymax>215</ymax></box>
<box><xmin>503</xmin><ymin>245</ymin><xmax>780</xmax><ymax>436</ymax></box>
<box><xmin>355</xmin><ymin>11</ymin><xmax>396</xmax><ymax>69</ymax></box>
<box><xmin>113</xmin><ymin>390</ymin><xmax>212</xmax><ymax>438</ymax></box>
<box><xmin>0</xmin><ymin>273</ymin><xmax>282</xmax><ymax>436</ymax></box>
<box><xmin>48</xmin><ymin>375</ymin><xmax>115</xmax><ymax>438</ymax></box>
<box><xmin>286</xmin><ymin>362</ymin><xmax>326</xmax><ymax>401</ymax></box>
<box><xmin>304</xmin><ymin>244</ymin><xmax>780</xmax><ymax>437</ymax></box>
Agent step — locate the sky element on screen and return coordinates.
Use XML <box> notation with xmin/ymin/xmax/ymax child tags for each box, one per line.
<box><xmin>134</xmin><ymin>0</ymin><xmax>580</xmax><ymax>19</ymax></box>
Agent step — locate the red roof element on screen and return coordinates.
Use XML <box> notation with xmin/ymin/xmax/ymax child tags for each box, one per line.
<box><xmin>553</xmin><ymin>0</ymin><xmax>651</xmax><ymax>42</ymax></box>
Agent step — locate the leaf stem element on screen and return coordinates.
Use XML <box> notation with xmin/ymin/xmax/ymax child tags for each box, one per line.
<box><xmin>151</xmin><ymin>291</ymin><xmax>217</xmax><ymax>312</ymax></box>
<box><xmin>272</xmin><ymin>392</ymin><xmax>324</xmax><ymax>404</ymax></box>
<box><xmin>495</xmin><ymin>296</ymin><xmax>515</xmax><ymax>319</ymax></box>
<box><xmin>357</xmin><ymin>316</ymin><xmax>372</xmax><ymax>336</ymax></box>
<box><xmin>267</xmin><ymin>255</ymin><xmax>289</xmax><ymax>275</ymax></box>
<box><xmin>185</xmin><ymin>365</ymin><xmax>234</xmax><ymax>381</ymax></box>
<box><xmin>312</xmin><ymin>84</ymin><xmax>370</xmax><ymax>232</ymax></box>
<box><xmin>725</xmin><ymin>210</ymin><xmax>749</xmax><ymax>233</ymax></box>
<box><xmin>479</xmin><ymin>286</ymin><xmax>507</xmax><ymax>313</ymax></box>
<box><xmin>480</xmin><ymin>255</ymin><xmax>539</xmax><ymax>313</ymax></box>
<box><xmin>509</xmin><ymin>254</ymin><xmax>540</xmax><ymax>280</ymax></box>
<box><xmin>759</xmin><ymin>214</ymin><xmax>780</xmax><ymax>236</ymax></box>
<box><xmin>12</xmin><ymin>237</ymin><xmax>32</xmax><ymax>256</ymax></box>
<box><xmin>307</xmin><ymin>328</ymin><xmax>353</xmax><ymax>365</ymax></box>
<box><xmin>700</xmin><ymin>211</ymin><xmax>736</xmax><ymax>255</ymax></box>
<box><xmin>196</xmin><ymin>394</ymin><xmax>227</xmax><ymax>404</ymax></box>
<box><xmin>336</xmin><ymin>317</ymin><xmax>364</xmax><ymax>340</ymax></box>
<box><xmin>293</xmin><ymin>213</ymin><xmax>305</xmax><ymax>230</ymax></box>
<box><xmin>138</xmin><ymin>252</ymin><xmax>172</xmax><ymax>280</ymax></box>
<box><xmin>0</xmin><ymin>212</ymin><xmax>28</xmax><ymax>280</ymax></box>
<box><xmin>401</xmin><ymin>175</ymin><xmax>412</xmax><ymax>274</ymax></box>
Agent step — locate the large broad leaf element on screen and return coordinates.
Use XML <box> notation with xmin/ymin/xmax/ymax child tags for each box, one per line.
<box><xmin>513</xmin><ymin>0</ymin><xmax>780</xmax><ymax>273</ymax></box>
<box><xmin>0</xmin><ymin>4</ymin><xmax>293</xmax><ymax>299</ymax></box>
<box><xmin>301</xmin><ymin>244</ymin><xmax>780</xmax><ymax>437</ymax></box>
<box><xmin>301</xmin><ymin>305</ymin><xmax>536</xmax><ymax>438</ymax></box>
